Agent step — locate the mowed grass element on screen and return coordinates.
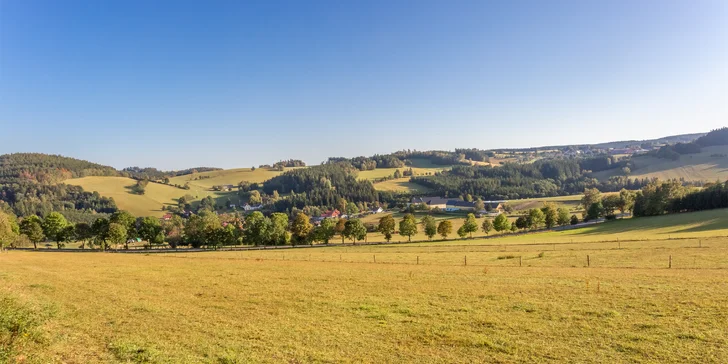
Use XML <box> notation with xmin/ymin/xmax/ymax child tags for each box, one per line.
<box><xmin>2</xmin><ymin>246</ymin><xmax>727</xmax><ymax>363</ymax></box>
<box><xmin>66</xmin><ymin>177</ymin><xmax>197</xmax><ymax>217</ymax></box>
<box><xmin>372</xmin><ymin>178</ymin><xmax>433</xmax><ymax>193</ymax></box>
<box><xmin>595</xmin><ymin>145</ymin><xmax>728</xmax><ymax>181</ymax></box>
<box><xmin>167</xmin><ymin>167</ymin><xmax>289</xmax><ymax>190</ymax></box>
<box><xmin>507</xmin><ymin>194</ymin><xmax>584</xmax><ymax>212</ymax></box>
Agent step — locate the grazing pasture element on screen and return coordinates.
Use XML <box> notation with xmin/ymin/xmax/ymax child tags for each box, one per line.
<box><xmin>594</xmin><ymin>145</ymin><xmax>728</xmax><ymax>181</ymax></box>
<box><xmin>2</xmin><ymin>240</ymin><xmax>727</xmax><ymax>363</ymax></box>
<box><xmin>65</xmin><ymin>176</ymin><xmax>199</xmax><ymax>217</ymax></box>
<box><xmin>167</xmin><ymin>167</ymin><xmax>288</xmax><ymax>190</ymax></box>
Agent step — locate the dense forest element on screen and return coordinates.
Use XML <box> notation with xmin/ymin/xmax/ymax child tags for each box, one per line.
<box><xmin>411</xmin><ymin>159</ymin><xmax>644</xmax><ymax>200</ymax></box>
<box><xmin>263</xmin><ymin>163</ymin><xmax>379</xmax><ymax>211</ymax></box>
<box><xmin>0</xmin><ymin>153</ymin><xmax>118</xmax><ymax>218</ymax></box>
<box><xmin>648</xmin><ymin>127</ymin><xmax>728</xmax><ymax>160</ymax></box>
<box><xmin>0</xmin><ymin>153</ymin><xmax>118</xmax><ymax>184</ymax></box>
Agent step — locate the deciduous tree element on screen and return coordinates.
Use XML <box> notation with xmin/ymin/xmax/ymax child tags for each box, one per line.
<box><xmin>437</xmin><ymin>220</ymin><xmax>453</xmax><ymax>239</ymax></box>
<box><xmin>42</xmin><ymin>212</ymin><xmax>68</xmax><ymax>249</ymax></box>
<box><xmin>481</xmin><ymin>219</ymin><xmax>492</xmax><ymax>235</ymax></box>
<box><xmin>290</xmin><ymin>212</ymin><xmax>312</xmax><ymax>245</ymax></box>
<box><xmin>377</xmin><ymin>215</ymin><xmax>396</xmax><ymax>242</ymax></box>
<box><xmin>399</xmin><ymin>214</ymin><xmax>418</xmax><ymax>242</ymax></box>
<box><xmin>493</xmin><ymin>213</ymin><xmax>510</xmax><ymax>232</ymax></box>
<box><xmin>462</xmin><ymin>213</ymin><xmax>478</xmax><ymax>238</ymax></box>
<box><xmin>20</xmin><ymin>215</ymin><xmax>44</xmax><ymax>250</ymax></box>
<box><xmin>343</xmin><ymin>218</ymin><xmax>367</xmax><ymax>243</ymax></box>
<box><xmin>422</xmin><ymin>216</ymin><xmax>437</xmax><ymax>240</ymax></box>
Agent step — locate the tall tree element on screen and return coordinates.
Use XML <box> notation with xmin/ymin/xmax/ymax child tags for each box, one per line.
<box><xmin>20</xmin><ymin>215</ymin><xmax>45</xmax><ymax>250</ymax></box>
<box><xmin>92</xmin><ymin>217</ymin><xmax>111</xmax><ymax>250</ymax></box>
<box><xmin>107</xmin><ymin>223</ymin><xmax>127</xmax><ymax>249</ymax></box>
<box><xmin>586</xmin><ymin>202</ymin><xmax>604</xmax><ymax>221</ymax></box>
<box><xmin>75</xmin><ymin>222</ymin><xmax>93</xmax><ymax>249</ymax></box>
<box><xmin>42</xmin><ymin>212</ymin><xmax>69</xmax><ymax>249</ymax></box>
<box><xmin>186</xmin><ymin>211</ymin><xmax>221</xmax><ymax>248</ymax></box>
<box><xmin>0</xmin><ymin>211</ymin><xmax>19</xmax><ymax>252</ymax></box>
<box><xmin>290</xmin><ymin>212</ymin><xmax>312</xmax><ymax>245</ymax></box>
<box><xmin>243</xmin><ymin>211</ymin><xmax>270</xmax><ymax>246</ymax></box>
<box><xmin>313</xmin><ymin>218</ymin><xmax>336</xmax><ymax>244</ymax></box>
<box><xmin>618</xmin><ymin>188</ymin><xmax>636</xmax><ymax>213</ymax></box>
<box><xmin>527</xmin><ymin>209</ymin><xmax>545</xmax><ymax>229</ymax></box>
<box><xmin>437</xmin><ymin>220</ymin><xmax>453</xmax><ymax>239</ymax></box>
<box><xmin>581</xmin><ymin>188</ymin><xmax>602</xmax><ymax>212</ymax></box>
<box><xmin>556</xmin><ymin>208</ymin><xmax>570</xmax><ymax>226</ymax></box>
<box><xmin>422</xmin><ymin>215</ymin><xmax>437</xmax><ymax>240</ymax></box>
<box><xmin>462</xmin><ymin>213</ymin><xmax>478</xmax><ymax>238</ymax></box>
<box><xmin>399</xmin><ymin>214</ymin><xmax>418</xmax><ymax>242</ymax></box>
<box><xmin>343</xmin><ymin>218</ymin><xmax>367</xmax><ymax>243</ymax></box>
<box><xmin>335</xmin><ymin>218</ymin><xmax>347</xmax><ymax>243</ymax></box>
<box><xmin>110</xmin><ymin>211</ymin><xmax>137</xmax><ymax>241</ymax></box>
<box><xmin>515</xmin><ymin>216</ymin><xmax>528</xmax><ymax>230</ymax></box>
<box><xmin>138</xmin><ymin>216</ymin><xmax>164</xmax><ymax>248</ymax></box>
<box><xmin>541</xmin><ymin>205</ymin><xmax>557</xmax><ymax>229</ymax></box>
<box><xmin>481</xmin><ymin>219</ymin><xmax>493</xmax><ymax>235</ymax></box>
<box><xmin>457</xmin><ymin>225</ymin><xmax>468</xmax><ymax>238</ymax></box>
<box><xmin>493</xmin><ymin>213</ymin><xmax>510</xmax><ymax>232</ymax></box>
<box><xmin>602</xmin><ymin>195</ymin><xmax>621</xmax><ymax>216</ymax></box>
<box><xmin>269</xmin><ymin>213</ymin><xmax>290</xmax><ymax>246</ymax></box>
<box><xmin>377</xmin><ymin>215</ymin><xmax>396</xmax><ymax>242</ymax></box>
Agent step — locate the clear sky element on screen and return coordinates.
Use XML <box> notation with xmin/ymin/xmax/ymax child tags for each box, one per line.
<box><xmin>1</xmin><ymin>0</ymin><xmax>727</xmax><ymax>170</ymax></box>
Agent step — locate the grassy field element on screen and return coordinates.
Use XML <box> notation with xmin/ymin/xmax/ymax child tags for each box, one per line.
<box><xmin>371</xmin><ymin>178</ymin><xmax>433</xmax><ymax>193</ymax></box>
<box><xmin>66</xmin><ymin>176</ymin><xmax>241</xmax><ymax>217</ymax></box>
<box><xmin>167</xmin><ymin>167</ymin><xmax>288</xmax><ymax>190</ymax></box>
<box><xmin>595</xmin><ymin>145</ymin><xmax>728</xmax><ymax>181</ymax></box>
<box><xmin>66</xmin><ymin>168</ymin><xmax>288</xmax><ymax>217</ymax></box>
<box><xmin>2</xmin><ymin>241</ymin><xmax>727</xmax><ymax>362</ymax></box>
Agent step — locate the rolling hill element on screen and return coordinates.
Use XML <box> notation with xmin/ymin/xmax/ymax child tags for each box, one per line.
<box><xmin>594</xmin><ymin>145</ymin><xmax>728</xmax><ymax>181</ymax></box>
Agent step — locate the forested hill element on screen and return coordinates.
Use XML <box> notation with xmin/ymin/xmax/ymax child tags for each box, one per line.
<box><xmin>0</xmin><ymin>153</ymin><xmax>119</xmax><ymax>218</ymax></box>
<box><xmin>0</xmin><ymin>153</ymin><xmax>118</xmax><ymax>184</ymax></box>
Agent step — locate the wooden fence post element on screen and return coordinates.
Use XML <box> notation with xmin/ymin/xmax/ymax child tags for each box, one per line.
<box><xmin>373</xmin><ymin>255</ymin><xmax>376</xmax><ymax>263</ymax></box>
<box><xmin>519</xmin><ymin>256</ymin><xmax>522</xmax><ymax>267</ymax></box>
<box><xmin>417</xmin><ymin>256</ymin><xmax>419</xmax><ymax>265</ymax></box>
<box><xmin>587</xmin><ymin>255</ymin><xmax>590</xmax><ymax>267</ymax></box>
<box><xmin>464</xmin><ymin>256</ymin><xmax>467</xmax><ymax>266</ymax></box>
<box><xmin>669</xmin><ymin>255</ymin><xmax>672</xmax><ymax>269</ymax></box>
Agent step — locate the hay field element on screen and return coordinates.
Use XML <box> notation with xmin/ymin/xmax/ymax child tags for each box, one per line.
<box><xmin>2</xmin><ymin>244</ymin><xmax>726</xmax><ymax>363</ymax></box>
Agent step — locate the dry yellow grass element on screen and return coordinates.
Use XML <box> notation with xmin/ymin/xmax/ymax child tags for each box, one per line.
<box><xmin>2</xmin><ymin>246</ymin><xmax>726</xmax><ymax>363</ymax></box>
<box><xmin>65</xmin><ymin>176</ymin><xmax>196</xmax><ymax>217</ymax></box>
<box><xmin>595</xmin><ymin>145</ymin><xmax>728</xmax><ymax>181</ymax></box>
<box><xmin>168</xmin><ymin>167</ymin><xmax>288</xmax><ymax>189</ymax></box>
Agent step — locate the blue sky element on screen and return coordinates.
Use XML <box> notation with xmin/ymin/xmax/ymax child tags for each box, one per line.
<box><xmin>1</xmin><ymin>0</ymin><xmax>727</xmax><ymax>170</ymax></box>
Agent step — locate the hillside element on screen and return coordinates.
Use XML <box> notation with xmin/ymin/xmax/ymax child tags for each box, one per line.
<box><xmin>168</xmin><ymin>167</ymin><xmax>289</xmax><ymax>189</ymax></box>
<box><xmin>67</xmin><ymin>168</ymin><xmax>291</xmax><ymax>217</ymax></box>
<box><xmin>594</xmin><ymin>145</ymin><xmax>728</xmax><ymax>181</ymax></box>
<box><xmin>0</xmin><ymin>153</ymin><xmax>117</xmax><ymax>184</ymax></box>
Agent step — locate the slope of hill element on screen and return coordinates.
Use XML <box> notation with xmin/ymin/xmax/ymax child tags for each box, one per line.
<box><xmin>594</xmin><ymin>145</ymin><xmax>728</xmax><ymax>181</ymax></box>
<box><xmin>65</xmin><ymin>177</ymin><xmax>193</xmax><ymax>217</ymax></box>
<box><xmin>0</xmin><ymin>153</ymin><xmax>117</xmax><ymax>184</ymax></box>
<box><xmin>67</xmin><ymin>168</ymin><xmax>290</xmax><ymax>217</ymax></box>
<box><xmin>168</xmin><ymin>167</ymin><xmax>289</xmax><ymax>189</ymax></box>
